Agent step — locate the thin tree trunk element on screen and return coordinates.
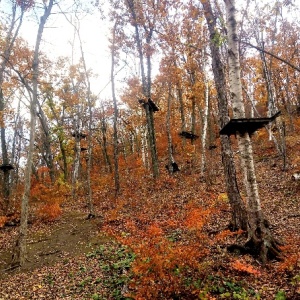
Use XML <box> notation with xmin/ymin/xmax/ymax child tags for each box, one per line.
<box><xmin>201</xmin><ymin>0</ymin><xmax>247</xmax><ymax>231</ymax></box>
<box><xmin>201</xmin><ymin>79</ymin><xmax>209</xmax><ymax>176</ymax></box>
<box><xmin>126</xmin><ymin>0</ymin><xmax>159</xmax><ymax>178</ymax></box>
<box><xmin>0</xmin><ymin>4</ymin><xmax>25</xmax><ymax>213</ymax></box>
<box><xmin>166</xmin><ymin>84</ymin><xmax>175</xmax><ymax>173</ymax></box>
<box><xmin>100</xmin><ymin>107</ymin><xmax>112</xmax><ymax>173</ymax></box>
<box><xmin>12</xmin><ymin>0</ymin><xmax>54</xmax><ymax>267</ymax></box>
<box><xmin>60</xmin><ymin>8</ymin><xmax>94</xmax><ymax>214</ymax></box>
<box><xmin>71</xmin><ymin>127</ymin><xmax>81</xmax><ymax>200</ymax></box>
<box><xmin>10</xmin><ymin>98</ymin><xmax>22</xmax><ymax>190</ymax></box>
<box><xmin>224</xmin><ymin>0</ymin><xmax>281</xmax><ymax>263</ymax></box>
<box><xmin>36</xmin><ymin>101</ymin><xmax>55</xmax><ymax>182</ymax></box>
<box><xmin>0</xmin><ymin>89</ymin><xmax>10</xmax><ymax>212</ymax></box>
<box><xmin>260</xmin><ymin>39</ymin><xmax>287</xmax><ymax>170</ymax></box>
<box><xmin>177</xmin><ymin>85</ymin><xmax>186</xmax><ymax>132</ymax></box>
<box><xmin>141</xmin><ymin>126</ymin><xmax>149</xmax><ymax>169</ymax></box>
<box><xmin>111</xmin><ymin>21</ymin><xmax>120</xmax><ymax>195</ymax></box>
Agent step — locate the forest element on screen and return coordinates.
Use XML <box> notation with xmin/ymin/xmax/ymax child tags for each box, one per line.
<box><xmin>0</xmin><ymin>0</ymin><xmax>299</xmax><ymax>299</ymax></box>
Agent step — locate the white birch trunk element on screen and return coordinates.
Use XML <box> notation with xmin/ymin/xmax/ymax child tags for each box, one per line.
<box><xmin>201</xmin><ymin>79</ymin><xmax>209</xmax><ymax>176</ymax></box>
<box><xmin>141</xmin><ymin>126</ymin><xmax>149</xmax><ymax>169</ymax></box>
<box><xmin>225</xmin><ymin>0</ymin><xmax>280</xmax><ymax>263</ymax></box>
<box><xmin>225</xmin><ymin>0</ymin><xmax>262</xmax><ymax>214</ymax></box>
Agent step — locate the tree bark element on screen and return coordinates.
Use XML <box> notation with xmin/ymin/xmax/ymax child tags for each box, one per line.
<box><xmin>224</xmin><ymin>0</ymin><xmax>281</xmax><ymax>263</ymax></box>
<box><xmin>0</xmin><ymin>3</ymin><xmax>25</xmax><ymax>213</ymax></box>
<box><xmin>36</xmin><ymin>100</ymin><xmax>55</xmax><ymax>182</ymax></box>
<box><xmin>166</xmin><ymin>84</ymin><xmax>175</xmax><ymax>173</ymax></box>
<box><xmin>99</xmin><ymin>104</ymin><xmax>112</xmax><ymax>173</ymax></box>
<box><xmin>126</xmin><ymin>0</ymin><xmax>159</xmax><ymax>178</ymax></box>
<box><xmin>259</xmin><ymin>39</ymin><xmax>287</xmax><ymax>170</ymax></box>
<box><xmin>12</xmin><ymin>0</ymin><xmax>54</xmax><ymax>267</ymax></box>
<box><xmin>201</xmin><ymin>76</ymin><xmax>209</xmax><ymax>176</ymax></box>
<box><xmin>111</xmin><ymin>20</ymin><xmax>120</xmax><ymax>195</ymax></box>
<box><xmin>201</xmin><ymin>0</ymin><xmax>247</xmax><ymax>231</ymax></box>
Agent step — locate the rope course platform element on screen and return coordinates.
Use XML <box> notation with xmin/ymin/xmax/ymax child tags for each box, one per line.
<box><xmin>0</xmin><ymin>164</ymin><xmax>14</xmax><ymax>171</ymax></box>
<box><xmin>138</xmin><ymin>98</ymin><xmax>159</xmax><ymax>112</ymax></box>
<box><xmin>219</xmin><ymin>111</ymin><xmax>281</xmax><ymax>136</ymax></box>
<box><xmin>179</xmin><ymin>131</ymin><xmax>199</xmax><ymax>140</ymax></box>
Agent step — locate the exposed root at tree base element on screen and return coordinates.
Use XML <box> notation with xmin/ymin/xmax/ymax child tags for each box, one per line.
<box><xmin>227</xmin><ymin>236</ymin><xmax>283</xmax><ymax>264</ymax></box>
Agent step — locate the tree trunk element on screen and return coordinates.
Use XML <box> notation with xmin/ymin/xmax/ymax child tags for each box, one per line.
<box><xmin>111</xmin><ymin>20</ymin><xmax>120</xmax><ymax>196</ymax></box>
<box><xmin>201</xmin><ymin>78</ymin><xmax>209</xmax><ymax>176</ymax></box>
<box><xmin>224</xmin><ymin>0</ymin><xmax>281</xmax><ymax>263</ymax></box>
<box><xmin>0</xmin><ymin>89</ymin><xmax>10</xmax><ymax>212</ymax></box>
<box><xmin>0</xmin><ymin>4</ymin><xmax>25</xmax><ymax>213</ymax></box>
<box><xmin>126</xmin><ymin>0</ymin><xmax>159</xmax><ymax>178</ymax></box>
<box><xmin>176</xmin><ymin>84</ymin><xmax>187</xmax><ymax>147</ymax></box>
<box><xmin>12</xmin><ymin>0</ymin><xmax>54</xmax><ymax>267</ymax></box>
<box><xmin>166</xmin><ymin>85</ymin><xmax>175</xmax><ymax>173</ymax></box>
<box><xmin>99</xmin><ymin>106</ymin><xmax>112</xmax><ymax>173</ymax></box>
<box><xmin>260</xmin><ymin>39</ymin><xmax>287</xmax><ymax>170</ymax></box>
<box><xmin>71</xmin><ymin>125</ymin><xmax>81</xmax><ymax>200</ymax></box>
<box><xmin>10</xmin><ymin>98</ymin><xmax>22</xmax><ymax>190</ymax></box>
<box><xmin>201</xmin><ymin>0</ymin><xmax>247</xmax><ymax>231</ymax></box>
<box><xmin>61</xmin><ymin>9</ymin><xmax>95</xmax><ymax>215</ymax></box>
<box><xmin>36</xmin><ymin>101</ymin><xmax>55</xmax><ymax>182</ymax></box>
<box><xmin>47</xmin><ymin>98</ymin><xmax>69</xmax><ymax>181</ymax></box>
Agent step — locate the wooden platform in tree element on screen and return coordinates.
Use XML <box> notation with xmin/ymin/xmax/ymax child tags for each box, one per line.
<box><xmin>138</xmin><ymin>98</ymin><xmax>159</xmax><ymax>112</ymax></box>
<box><xmin>0</xmin><ymin>164</ymin><xmax>14</xmax><ymax>171</ymax></box>
<box><xmin>72</xmin><ymin>131</ymin><xmax>87</xmax><ymax>139</ymax></box>
<box><xmin>179</xmin><ymin>131</ymin><xmax>199</xmax><ymax>140</ymax></box>
<box><xmin>165</xmin><ymin>162</ymin><xmax>180</xmax><ymax>173</ymax></box>
<box><xmin>219</xmin><ymin>111</ymin><xmax>281</xmax><ymax>136</ymax></box>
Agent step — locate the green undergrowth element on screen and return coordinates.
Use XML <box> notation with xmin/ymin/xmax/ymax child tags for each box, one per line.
<box><xmin>85</xmin><ymin>242</ymin><xmax>135</xmax><ymax>300</ymax></box>
<box><xmin>196</xmin><ymin>275</ymin><xmax>260</xmax><ymax>299</ymax></box>
<box><xmin>85</xmin><ymin>242</ymin><xmax>264</xmax><ymax>300</ymax></box>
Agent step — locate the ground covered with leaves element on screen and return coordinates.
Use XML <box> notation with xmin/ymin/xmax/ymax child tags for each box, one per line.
<box><xmin>0</xmin><ymin>136</ymin><xmax>300</xmax><ymax>299</ymax></box>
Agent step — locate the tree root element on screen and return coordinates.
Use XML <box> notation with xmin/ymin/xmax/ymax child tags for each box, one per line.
<box><xmin>244</xmin><ymin>234</ymin><xmax>283</xmax><ymax>264</ymax></box>
<box><xmin>227</xmin><ymin>233</ymin><xmax>283</xmax><ymax>264</ymax></box>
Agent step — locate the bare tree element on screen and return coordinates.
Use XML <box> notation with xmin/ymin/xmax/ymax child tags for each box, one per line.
<box><xmin>111</xmin><ymin>20</ymin><xmax>120</xmax><ymax>195</ymax></box>
<box><xmin>12</xmin><ymin>0</ymin><xmax>54</xmax><ymax>267</ymax></box>
<box><xmin>125</xmin><ymin>0</ymin><xmax>159</xmax><ymax>178</ymax></box>
<box><xmin>0</xmin><ymin>2</ymin><xmax>25</xmax><ymax>213</ymax></box>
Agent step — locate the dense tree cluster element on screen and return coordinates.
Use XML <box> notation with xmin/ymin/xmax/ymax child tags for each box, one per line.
<box><xmin>0</xmin><ymin>0</ymin><xmax>299</xmax><ymax>266</ymax></box>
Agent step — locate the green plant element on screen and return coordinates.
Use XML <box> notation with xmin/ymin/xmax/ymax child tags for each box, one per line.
<box><xmin>86</xmin><ymin>242</ymin><xmax>135</xmax><ymax>300</ymax></box>
<box><xmin>202</xmin><ymin>275</ymin><xmax>260</xmax><ymax>299</ymax></box>
<box><xmin>91</xmin><ymin>294</ymin><xmax>101</xmax><ymax>300</ymax></box>
<box><xmin>43</xmin><ymin>273</ymin><xmax>55</xmax><ymax>286</ymax></box>
<box><xmin>275</xmin><ymin>290</ymin><xmax>286</xmax><ymax>300</ymax></box>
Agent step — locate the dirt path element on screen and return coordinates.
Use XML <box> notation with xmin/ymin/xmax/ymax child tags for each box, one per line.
<box><xmin>0</xmin><ymin>210</ymin><xmax>106</xmax><ymax>278</ymax></box>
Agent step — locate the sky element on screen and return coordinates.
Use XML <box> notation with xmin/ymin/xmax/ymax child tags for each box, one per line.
<box><xmin>19</xmin><ymin>1</ymin><xmax>114</xmax><ymax>99</ymax></box>
<box><xmin>3</xmin><ymin>0</ymin><xmax>300</xmax><ymax>104</ymax></box>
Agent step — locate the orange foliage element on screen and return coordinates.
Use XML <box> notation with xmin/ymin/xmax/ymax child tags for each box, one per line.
<box><xmin>147</xmin><ymin>223</ymin><xmax>163</xmax><ymax>236</ymax></box>
<box><xmin>37</xmin><ymin>202</ymin><xmax>61</xmax><ymax>222</ymax></box>
<box><xmin>102</xmin><ymin>191</ymin><xmax>212</xmax><ymax>298</ymax></box>
<box><xmin>0</xmin><ymin>216</ymin><xmax>8</xmax><ymax>228</ymax></box>
<box><xmin>214</xmin><ymin>229</ymin><xmax>244</xmax><ymax>242</ymax></box>
<box><xmin>126</xmin><ymin>228</ymin><xmax>207</xmax><ymax>299</ymax></box>
<box><xmin>278</xmin><ymin>241</ymin><xmax>300</xmax><ymax>272</ymax></box>
<box><xmin>31</xmin><ymin>182</ymin><xmax>65</xmax><ymax>222</ymax></box>
<box><xmin>230</xmin><ymin>259</ymin><xmax>261</xmax><ymax>276</ymax></box>
<box><xmin>184</xmin><ymin>207</ymin><xmax>210</xmax><ymax>230</ymax></box>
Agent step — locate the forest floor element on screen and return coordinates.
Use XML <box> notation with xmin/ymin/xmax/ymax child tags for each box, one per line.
<box><xmin>0</xmin><ymin>134</ymin><xmax>300</xmax><ymax>299</ymax></box>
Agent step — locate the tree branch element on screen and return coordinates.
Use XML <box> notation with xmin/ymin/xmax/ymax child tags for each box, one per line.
<box><xmin>242</xmin><ymin>41</ymin><xmax>300</xmax><ymax>73</ymax></box>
